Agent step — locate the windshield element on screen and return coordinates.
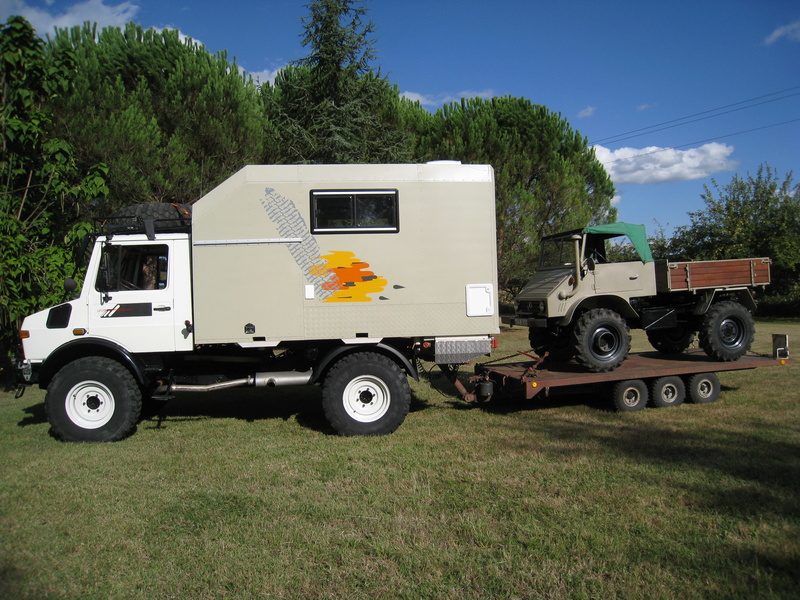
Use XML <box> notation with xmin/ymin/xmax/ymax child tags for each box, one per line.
<box><xmin>539</xmin><ymin>237</ymin><xmax>576</xmax><ymax>269</ymax></box>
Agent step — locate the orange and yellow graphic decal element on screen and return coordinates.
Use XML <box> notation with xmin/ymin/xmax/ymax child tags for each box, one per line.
<box><xmin>311</xmin><ymin>251</ymin><xmax>387</xmax><ymax>302</ymax></box>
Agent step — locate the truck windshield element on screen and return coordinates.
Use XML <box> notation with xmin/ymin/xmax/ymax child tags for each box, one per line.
<box><xmin>539</xmin><ymin>237</ymin><xmax>576</xmax><ymax>269</ymax></box>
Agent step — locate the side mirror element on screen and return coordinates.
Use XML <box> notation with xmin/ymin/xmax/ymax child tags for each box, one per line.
<box><xmin>64</xmin><ymin>278</ymin><xmax>78</xmax><ymax>293</ymax></box>
<box><xmin>585</xmin><ymin>256</ymin><xmax>596</xmax><ymax>271</ymax></box>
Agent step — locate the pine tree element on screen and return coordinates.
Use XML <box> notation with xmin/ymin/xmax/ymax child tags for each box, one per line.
<box><xmin>265</xmin><ymin>0</ymin><xmax>412</xmax><ymax>164</ymax></box>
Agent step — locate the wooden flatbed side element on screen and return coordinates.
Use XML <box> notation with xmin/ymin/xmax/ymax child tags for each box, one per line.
<box><xmin>477</xmin><ymin>351</ymin><xmax>786</xmax><ymax>400</ymax></box>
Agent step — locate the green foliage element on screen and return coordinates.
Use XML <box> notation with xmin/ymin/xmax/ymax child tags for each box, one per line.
<box><xmin>46</xmin><ymin>22</ymin><xmax>267</xmax><ymax>209</ymax></box>
<box><xmin>3</xmin><ymin>4</ymin><xmax>621</xmax><ymax>346</ymax></box>
<box><xmin>671</xmin><ymin>164</ymin><xmax>800</xmax><ymax>295</ymax></box>
<box><xmin>417</xmin><ymin>96</ymin><xmax>616</xmax><ymax>291</ymax></box>
<box><xmin>264</xmin><ymin>0</ymin><xmax>413</xmax><ymax>163</ymax></box>
<box><xmin>1</xmin><ymin>16</ymin><xmax>107</xmax><ymax>352</ymax></box>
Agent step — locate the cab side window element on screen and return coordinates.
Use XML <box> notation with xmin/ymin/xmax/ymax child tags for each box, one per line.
<box><xmin>96</xmin><ymin>245</ymin><xmax>169</xmax><ymax>292</ymax></box>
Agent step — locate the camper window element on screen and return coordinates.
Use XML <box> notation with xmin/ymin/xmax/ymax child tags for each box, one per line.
<box><xmin>311</xmin><ymin>190</ymin><xmax>399</xmax><ymax>233</ymax></box>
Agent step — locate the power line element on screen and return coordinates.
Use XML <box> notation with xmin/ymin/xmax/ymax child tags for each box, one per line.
<box><xmin>599</xmin><ymin>117</ymin><xmax>800</xmax><ymax>165</ymax></box>
<box><xmin>590</xmin><ymin>85</ymin><xmax>800</xmax><ymax>146</ymax></box>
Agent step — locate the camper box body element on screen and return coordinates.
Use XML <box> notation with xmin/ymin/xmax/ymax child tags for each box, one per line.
<box><xmin>191</xmin><ymin>163</ymin><xmax>500</xmax><ymax>346</ymax></box>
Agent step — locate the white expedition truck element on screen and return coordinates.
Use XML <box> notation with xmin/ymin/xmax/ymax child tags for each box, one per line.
<box><xmin>16</xmin><ymin>163</ymin><xmax>499</xmax><ymax>441</ymax></box>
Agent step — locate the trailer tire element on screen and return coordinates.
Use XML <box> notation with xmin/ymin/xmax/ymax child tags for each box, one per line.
<box><xmin>572</xmin><ymin>308</ymin><xmax>631</xmax><ymax>372</ymax></box>
<box><xmin>649</xmin><ymin>376</ymin><xmax>685</xmax><ymax>408</ymax></box>
<box><xmin>611</xmin><ymin>379</ymin><xmax>648</xmax><ymax>412</ymax></box>
<box><xmin>699</xmin><ymin>301</ymin><xmax>754</xmax><ymax>362</ymax></box>
<box><xmin>322</xmin><ymin>352</ymin><xmax>411</xmax><ymax>436</ymax></box>
<box><xmin>646</xmin><ymin>327</ymin><xmax>695</xmax><ymax>355</ymax></box>
<box><xmin>45</xmin><ymin>357</ymin><xmax>142</xmax><ymax>442</ymax></box>
<box><xmin>685</xmin><ymin>372</ymin><xmax>720</xmax><ymax>404</ymax></box>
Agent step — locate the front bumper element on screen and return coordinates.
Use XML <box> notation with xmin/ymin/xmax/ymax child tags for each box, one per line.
<box><xmin>501</xmin><ymin>316</ymin><xmax>547</xmax><ymax>328</ymax></box>
<box><xmin>13</xmin><ymin>345</ymin><xmax>38</xmax><ymax>397</ymax></box>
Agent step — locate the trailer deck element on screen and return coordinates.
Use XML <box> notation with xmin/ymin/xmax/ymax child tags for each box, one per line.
<box><xmin>475</xmin><ymin>334</ymin><xmax>788</xmax><ymax>407</ymax></box>
<box><xmin>478</xmin><ymin>351</ymin><xmax>783</xmax><ymax>400</ymax></box>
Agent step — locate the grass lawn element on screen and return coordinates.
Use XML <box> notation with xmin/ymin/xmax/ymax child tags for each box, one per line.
<box><xmin>1</xmin><ymin>320</ymin><xmax>798</xmax><ymax>599</ymax></box>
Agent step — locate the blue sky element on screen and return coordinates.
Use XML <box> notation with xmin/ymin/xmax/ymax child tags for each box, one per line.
<box><xmin>3</xmin><ymin>0</ymin><xmax>799</xmax><ymax>234</ymax></box>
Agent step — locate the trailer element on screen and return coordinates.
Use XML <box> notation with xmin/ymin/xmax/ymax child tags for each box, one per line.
<box><xmin>472</xmin><ymin>334</ymin><xmax>789</xmax><ymax>411</ymax></box>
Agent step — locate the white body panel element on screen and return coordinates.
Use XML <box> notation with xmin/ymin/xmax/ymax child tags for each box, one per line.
<box><xmin>21</xmin><ymin>233</ymin><xmax>194</xmax><ymax>361</ymax></box>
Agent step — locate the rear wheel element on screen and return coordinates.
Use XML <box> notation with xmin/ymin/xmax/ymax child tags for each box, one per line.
<box><xmin>649</xmin><ymin>376</ymin><xmax>686</xmax><ymax>408</ymax></box>
<box><xmin>45</xmin><ymin>357</ymin><xmax>142</xmax><ymax>442</ymax></box>
<box><xmin>685</xmin><ymin>372</ymin><xmax>720</xmax><ymax>404</ymax></box>
<box><xmin>572</xmin><ymin>308</ymin><xmax>631</xmax><ymax>372</ymax></box>
<box><xmin>611</xmin><ymin>379</ymin><xmax>648</xmax><ymax>412</ymax></box>
<box><xmin>699</xmin><ymin>301</ymin><xmax>754</xmax><ymax>361</ymax></box>
<box><xmin>322</xmin><ymin>352</ymin><xmax>411</xmax><ymax>436</ymax></box>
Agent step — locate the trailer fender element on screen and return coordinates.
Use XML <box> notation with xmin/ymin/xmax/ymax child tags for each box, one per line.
<box><xmin>38</xmin><ymin>338</ymin><xmax>148</xmax><ymax>389</ymax></box>
<box><xmin>313</xmin><ymin>343</ymin><xmax>419</xmax><ymax>384</ymax></box>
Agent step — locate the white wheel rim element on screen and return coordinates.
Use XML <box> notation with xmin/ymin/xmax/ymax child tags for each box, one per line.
<box><xmin>343</xmin><ymin>375</ymin><xmax>391</xmax><ymax>423</ymax></box>
<box><xmin>65</xmin><ymin>380</ymin><xmax>116</xmax><ymax>429</ymax></box>
<box><xmin>661</xmin><ymin>384</ymin><xmax>678</xmax><ymax>402</ymax></box>
<box><xmin>622</xmin><ymin>386</ymin><xmax>641</xmax><ymax>407</ymax></box>
<box><xmin>697</xmin><ymin>379</ymin><xmax>713</xmax><ymax>399</ymax></box>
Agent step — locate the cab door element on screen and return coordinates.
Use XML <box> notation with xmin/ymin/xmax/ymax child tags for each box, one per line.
<box><xmin>87</xmin><ymin>240</ymin><xmax>178</xmax><ymax>353</ymax></box>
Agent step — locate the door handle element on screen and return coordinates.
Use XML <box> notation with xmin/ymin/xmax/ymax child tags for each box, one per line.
<box><xmin>153</xmin><ymin>305</ymin><xmax>172</xmax><ymax>312</ymax></box>
<box><xmin>629</xmin><ymin>274</ymin><xmax>639</xmax><ymax>280</ymax></box>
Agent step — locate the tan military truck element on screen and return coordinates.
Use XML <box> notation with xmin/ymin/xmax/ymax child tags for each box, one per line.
<box><xmin>507</xmin><ymin>223</ymin><xmax>770</xmax><ymax>372</ymax></box>
<box><xmin>15</xmin><ymin>163</ymin><xmax>499</xmax><ymax>441</ymax></box>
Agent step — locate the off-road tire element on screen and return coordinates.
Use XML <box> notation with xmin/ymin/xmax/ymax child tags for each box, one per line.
<box><xmin>322</xmin><ymin>352</ymin><xmax>411</xmax><ymax>436</ymax></box>
<box><xmin>649</xmin><ymin>376</ymin><xmax>686</xmax><ymax>408</ymax></box>
<box><xmin>45</xmin><ymin>357</ymin><xmax>142</xmax><ymax>442</ymax></box>
<box><xmin>685</xmin><ymin>372</ymin><xmax>720</xmax><ymax>404</ymax></box>
<box><xmin>611</xmin><ymin>379</ymin><xmax>648</xmax><ymax>412</ymax></box>
<box><xmin>572</xmin><ymin>308</ymin><xmax>631</xmax><ymax>372</ymax></box>
<box><xmin>646</xmin><ymin>327</ymin><xmax>695</xmax><ymax>355</ymax></box>
<box><xmin>698</xmin><ymin>301</ymin><xmax>754</xmax><ymax>362</ymax></box>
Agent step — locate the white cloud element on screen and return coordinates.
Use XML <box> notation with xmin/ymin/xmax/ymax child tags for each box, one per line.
<box><xmin>247</xmin><ymin>67</ymin><xmax>283</xmax><ymax>85</ymax></box>
<box><xmin>401</xmin><ymin>91</ymin><xmax>438</xmax><ymax>106</ymax></box>
<box><xmin>577</xmin><ymin>106</ymin><xmax>596</xmax><ymax>118</ymax></box>
<box><xmin>401</xmin><ymin>89</ymin><xmax>496</xmax><ymax>108</ymax></box>
<box><xmin>2</xmin><ymin>0</ymin><xmax>140</xmax><ymax>36</ymax></box>
<box><xmin>594</xmin><ymin>142</ymin><xmax>737</xmax><ymax>185</ymax></box>
<box><xmin>765</xmin><ymin>20</ymin><xmax>800</xmax><ymax>44</ymax></box>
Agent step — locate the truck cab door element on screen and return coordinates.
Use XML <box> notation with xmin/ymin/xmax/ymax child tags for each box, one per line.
<box><xmin>87</xmin><ymin>239</ymin><xmax>186</xmax><ymax>353</ymax></box>
<box><xmin>590</xmin><ymin>260</ymin><xmax>657</xmax><ymax>297</ymax></box>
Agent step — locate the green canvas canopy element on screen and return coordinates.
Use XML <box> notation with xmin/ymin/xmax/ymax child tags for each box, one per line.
<box><xmin>583</xmin><ymin>222</ymin><xmax>653</xmax><ymax>263</ymax></box>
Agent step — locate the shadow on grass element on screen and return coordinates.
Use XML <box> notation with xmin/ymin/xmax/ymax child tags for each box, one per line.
<box><xmin>17</xmin><ymin>401</ymin><xmax>47</xmax><ymax>427</ymax></box>
<box><xmin>502</xmin><ymin>411</ymin><xmax>800</xmax><ymax>519</ymax></box>
<box><xmin>139</xmin><ymin>385</ymin><xmax>431</xmax><ymax>436</ymax></box>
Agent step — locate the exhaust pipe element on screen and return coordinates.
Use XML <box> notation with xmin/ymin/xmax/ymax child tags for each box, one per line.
<box><xmin>558</xmin><ymin>234</ymin><xmax>584</xmax><ymax>300</ymax></box>
<box><xmin>168</xmin><ymin>370</ymin><xmax>313</xmax><ymax>393</ymax></box>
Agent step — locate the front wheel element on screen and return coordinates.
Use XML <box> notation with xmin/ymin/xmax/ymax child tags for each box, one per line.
<box><xmin>45</xmin><ymin>357</ymin><xmax>142</xmax><ymax>442</ymax></box>
<box><xmin>572</xmin><ymin>308</ymin><xmax>631</xmax><ymax>372</ymax></box>
<box><xmin>322</xmin><ymin>352</ymin><xmax>411</xmax><ymax>436</ymax></box>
